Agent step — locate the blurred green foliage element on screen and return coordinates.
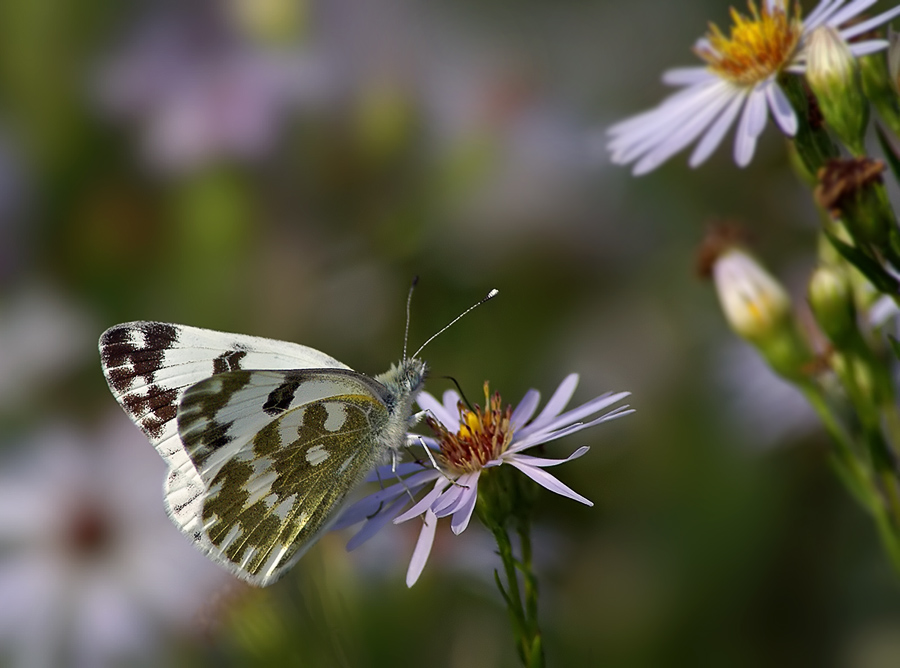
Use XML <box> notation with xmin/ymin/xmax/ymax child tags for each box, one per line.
<box><xmin>2</xmin><ymin>1</ymin><xmax>900</xmax><ymax>667</ymax></box>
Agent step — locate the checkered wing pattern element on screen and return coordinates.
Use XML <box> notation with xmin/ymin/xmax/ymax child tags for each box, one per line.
<box><xmin>99</xmin><ymin>322</ymin><xmax>351</xmax><ymax>538</ymax></box>
<box><xmin>176</xmin><ymin>369</ymin><xmax>392</xmax><ymax>585</ymax></box>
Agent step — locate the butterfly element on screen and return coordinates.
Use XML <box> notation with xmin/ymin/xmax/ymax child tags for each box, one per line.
<box><xmin>98</xmin><ymin>290</ymin><xmax>496</xmax><ymax>587</ymax></box>
<box><xmin>99</xmin><ymin>321</ymin><xmax>429</xmax><ymax>587</ymax></box>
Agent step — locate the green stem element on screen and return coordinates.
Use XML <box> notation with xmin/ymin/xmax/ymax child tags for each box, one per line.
<box><xmin>491</xmin><ymin>524</ymin><xmax>528</xmax><ymax>658</ymax></box>
<box><xmin>488</xmin><ymin>522</ymin><xmax>544</xmax><ymax>668</ymax></box>
<box><xmin>802</xmin><ymin>384</ymin><xmax>900</xmax><ymax>575</ymax></box>
<box><xmin>517</xmin><ymin>521</ymin><xmax>544</xmax><ymax>668</ymax></box>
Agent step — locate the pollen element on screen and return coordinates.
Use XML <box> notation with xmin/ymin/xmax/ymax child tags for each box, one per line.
<box><xmin>428</xmin><ymin>383</ymin><xmax>514</xmax><ymax>475</ymax></box>
<box><xmin>695</xmin><ymin>1</ymin><xmax>803</xmax><ymax>86</ymax></box>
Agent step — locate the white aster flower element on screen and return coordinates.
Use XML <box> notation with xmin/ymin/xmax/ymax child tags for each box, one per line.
<box><xmin>607</xmin><ymin>0</ymin><xmax>900</xmax><ymax>175</ymax></box>
<box><xmin>334</xmin><ymin>375</ymin><xmax>632</xmax><ymax>587</ymax></box>
<box><xmin>0</xmin><ymin>415</ymin><xmax>234</xmax><ymax>668</ymax></box>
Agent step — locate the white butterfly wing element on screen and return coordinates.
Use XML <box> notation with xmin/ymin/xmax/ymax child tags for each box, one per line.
<box><xmin>98</xmin><ymin>322</ymin><xmax>351</xmax><ymax>537</ymax></box>
<box><xmin>176</xmin><ymin>369</ymin><xmax>394</xmax><ymax>585</ymax></box>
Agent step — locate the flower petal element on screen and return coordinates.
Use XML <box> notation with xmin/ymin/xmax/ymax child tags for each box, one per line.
<box><xmin>524</xmin><ymin>374</ymin><xmax>578</xmax><ymax>432</ymax></box>
<box><xmin>733</xmin><ymin>85</ymin><xmax>768</xmax><ymax>167</ymax></box>
<box><xmin>608</xmin><ymin>79</ymin><xmax>732</xmax><ymax>165</ymax></box>
<box><xmin>661</xmin><ymin>67</ymin><xmax>718</xmax><ymax>86</ymax></box>
<box><xmin>608</xmin><ymin>77</ymin><xmax>719</xmax><ymax>137</ymax></box>
<box><xmin>335</xmin><ymin>468</ymin><xmax>440</xmax><ymax>528</ymax></box>
<box><xmin>449</xmin><ymin>473</ymin><xmax>481</xmax><ymax>535</ymax></box>
<box><xmin>505</xmin><ymin>446</ymin><xmax>590</xmax><ymax>468</ymax></box>
<box><xmin>510</xmin><ymin>388</ymin><xmax>541</xmax><ymax>430</ymax></box>
<box><xmin>829</xmin><ymin>0</ymin><xmax>882</xmax><ymax>31</ymax></box>
<box><xmin>689</xmin><ymin>88</ymin><xmax>747</xmax><ymax>167</ymax></box>
<box><xmin>611</xmin><ymin>83</ymin><xmax>727</xmax><ymax>164</ymax></box>
<box><xmin>442</xmin><ymin>389</ymin><xmax>462</xmax><ymax>416</ymax></box>
<box><xmin>406</xmin><ymin>510</ymin><xmax>437</xmax><ymax>587</ymax></box>
<box><xmin>516</xmin><ymin>391</ymin><xmax>631</xmax><ymax>443</ymax></box>
<box><xmin>416</xmin><ymin>391</ymin><xmax>457</xmax><ymax>430</ymax></box>
<box><xmin>345</xmin><ymin>496</ymin><xmax>409</xmax><ymax>551</ymax></box>
<box><xmin>432</xmin><ymin>474</ymin><xmax>478</xmax><ymax>517</ymax></box>
<box><xmin>633</xmin><ymin>82</ymin><xmax>739</xmax><ymax>174</ymax></box>
<box><xmin>765</xmin><ymin>83</ymin><xmax>797</xmax><ymax>136</ymax></box>
<box><xmin>839</xmin><ymin>6</ymin><xmax>900</xmax><ymax>41</ymax></box>
<box><xmin>509</xmin><ymin>408</ymin><xmax>630</xmax><ymax>453</ymax></box>
<box><xmin>847</xmin><ymin>39</ymin><xmax>890</xmax><ymax>57</ymax></box>
<box><xmin>805</xmin><ymin>0</ymin><xmax>845</xmax><ymax>29</ymax></box>
<box><xmin>394</xmin><ymin>477</ymin><xmax>451</xmax><ymax>524</ymax></box>
<box><xmin>507</xmin><ymin>458</ymin><xmax>594</xmax><ymax>506</ymax></box>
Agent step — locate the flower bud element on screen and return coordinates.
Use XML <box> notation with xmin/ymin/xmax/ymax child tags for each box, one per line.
<box><xmin>808</xmin><ymin>265</ymin><xmax>857</xmax><ymax>347</ymax></box>
<box><xmin>699</xmin><ymin>232</ymin><xmax>814</xmax><ymax>382</ymax></box>
<box><xmin>805</xmin><ymin>26</ymin><xmax>869</xmax><ymax>154</ymax></box>
<box><xmin>712</xmin><ymin>248</ymin><xmax>792</xmax><ymax>343</ymax></box>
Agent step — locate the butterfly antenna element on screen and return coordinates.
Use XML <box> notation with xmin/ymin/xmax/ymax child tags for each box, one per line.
<box><xmin>442</xmin><ymin>375</ymin><xmax>474</xmax><ymax>412</ymax></box>
<box><xmin>411</xmin><ymin>288</ymin><xmax>499</xmax><ymax>359</ymax></box>
<box><xmin>403</xmin><ymin>276</ymin><xmax>419</xmax><ymax>362</ymax></box>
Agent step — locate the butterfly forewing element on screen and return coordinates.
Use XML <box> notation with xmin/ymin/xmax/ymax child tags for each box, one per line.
<box><xmin>177</xmin><ymin>369</ymin><xmax>393</xmax><ymax>585</ymax></box>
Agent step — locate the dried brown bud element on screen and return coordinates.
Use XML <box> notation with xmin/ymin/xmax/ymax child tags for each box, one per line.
<box><xmin>814</xmin><ymin>157</ymin><xmax>885</xmax><ymax>217</ymax></box>
<box><xmin>695</xmin><ymin>222</ymin><xmax>752</xmax><ymax>279</ymax></box>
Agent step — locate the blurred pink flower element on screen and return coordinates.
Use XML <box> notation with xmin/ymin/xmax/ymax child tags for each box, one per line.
<box><xmin>94</xmin><ymin>6</ymin><xmax>331</xmax><ymax>171</ymax></box>
<box><xmin>0</xmin><ymin>414</ymin><xmax>234</xmax><ymax>667</ymax></box>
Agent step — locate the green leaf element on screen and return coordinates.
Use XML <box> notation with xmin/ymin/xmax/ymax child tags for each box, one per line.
<box><xmin>493</xmin><ymin>569</ymin><xmax>513</xmax><ymax>608</ymax></box>
<box><xmin>876</xmin><ymin>125</ymin><xmax>900</xmax><ymax>182</ymax></box>
<box><xmin>823</xmin><ymin>228</ymin><xmax>900</xmax><ymax>295</ymax></box>
<box><xmin>888</xmin><ymin>334</ymin><xmax>900</xmax><ymax>361</ymax></box>
<box><xmin>527</xmin><ymin>635</ymin><xmax>544</xmax><ymax>668</ymax></box>
<box><xmin>827</xmin><ymin>452</ymin><xmax>874</xmax><ymax>513</ymax></box>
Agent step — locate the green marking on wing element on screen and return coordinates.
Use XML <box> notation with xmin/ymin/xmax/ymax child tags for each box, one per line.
<box><xmin>202</xmin><ymin>394</ymin><xmax>390</xmax><ymax>581</ymax></box>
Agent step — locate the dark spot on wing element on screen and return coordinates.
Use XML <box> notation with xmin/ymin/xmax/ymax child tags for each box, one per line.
<box><xmin>121</xmin><ymin>385</ymin><xmax>179</xmax><ymax>439</ymax></box>
<box><xmin>203</xmin><ymin>420</ymin><xmax>234</xmax><ymax>451</ymax></box>
<box><xmin>263</xmin><ymin>376</ymin><xmax>302</xmax><ymax>416</ymax></box>
<box><xmin>100</xmin><ymin>323</ymin><xmax>179</xmax><ymax>392</ymax></box>
<box><xmin>213</xmin><ymin>350</ymin><xmax>247</xmax><ymax>375</ymax></box>
<box><xmin>180</xmin><ymin>371</ymin><xmax>252</xmax><ymax>469</ymax></box>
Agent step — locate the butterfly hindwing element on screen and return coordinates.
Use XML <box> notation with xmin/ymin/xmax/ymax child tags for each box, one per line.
<box><xmin>177</xmin><ymin>369</ymin><xmax>393</xmax><ymax>585</ymax></box>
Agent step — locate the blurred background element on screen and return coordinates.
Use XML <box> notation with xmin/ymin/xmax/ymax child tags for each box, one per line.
<box><xmin>2</xmin><ymin>0</ymin><xmax>900</xmax><ymax>666</ymax></box>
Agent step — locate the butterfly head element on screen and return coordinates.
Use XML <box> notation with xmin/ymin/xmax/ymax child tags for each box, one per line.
<box><xmin>375</xmin><ymin>357</ymin><xmax>427</xmax><ymax>425</ymax></box>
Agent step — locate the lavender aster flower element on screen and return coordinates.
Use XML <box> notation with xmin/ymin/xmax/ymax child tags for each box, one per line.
<box><xmin>335</xmin><ymin>374</ymin><xmax>631</xmax><ymax>586</ymax></box>
<box><xmin>607</xmin><ymin>0</ymin><xmax>900</xmax><ymax>175</ymax></box>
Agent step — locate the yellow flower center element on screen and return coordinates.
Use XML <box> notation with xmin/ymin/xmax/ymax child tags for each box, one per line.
<box><xmin>695</xmin><ymin>1</ymin><xmax>803</xmax><ymax>86</ymax></box>
<box><xmin>427</xmin><ymin>383</ymin><xmax>514</xmax><ymax>475</ymax></box>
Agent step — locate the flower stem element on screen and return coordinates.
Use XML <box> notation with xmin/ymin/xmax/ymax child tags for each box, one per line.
<box><xmin>487</xmin><ymin>522</ymin><xmax>544</xmax><ymax>667</ymax></box>
<box><xmin>802</xmin><ymin>383</ymin><xmax>900</xmax><ymax>574</ymax></box>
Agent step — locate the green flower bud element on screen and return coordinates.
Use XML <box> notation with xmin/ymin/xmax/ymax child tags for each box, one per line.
<box><xmin>805</xmin><ymin>26</ymin><xmax>869</xmax><ymax>154</ymax></box>
<box><xmin>808</xmin><ymin>265</ymin><xmax>857</xmax><ymax>347</ymax></box>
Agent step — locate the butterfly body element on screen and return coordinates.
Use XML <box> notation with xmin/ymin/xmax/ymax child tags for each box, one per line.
<box><xmin>99</xmin><ymin>321</ymin><xmax>426</xmax><ymax>586</ymax></box>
